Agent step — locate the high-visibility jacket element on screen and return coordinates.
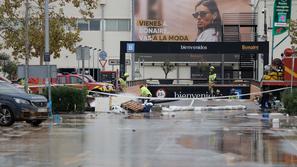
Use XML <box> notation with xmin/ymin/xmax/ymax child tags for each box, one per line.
<box><xmin>140</xmin><ymin>86</ymin><xmax>152</xmax><ymax>97</ymax></box>
<box><xmin>208</xmin><ymin>73</ymin><xmax>216</xmax><ymax>83</ymax></box>
<box><xmin>118</xmin><ymin>78</ymin><xmax>127</xmax><ymax>90</ymax></box>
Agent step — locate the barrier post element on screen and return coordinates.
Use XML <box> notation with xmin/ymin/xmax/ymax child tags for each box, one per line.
<box><xmin>109</xmin><ymin>96</ymin><xmax>112</xmax><ymax>110</ymax></box>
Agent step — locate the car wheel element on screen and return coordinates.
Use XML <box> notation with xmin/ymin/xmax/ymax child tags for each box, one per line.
<box><xmin>0</xmin><ymin>106</ymin><xmax>15</xmax><ymax>126</ymax></box>
<box><xmin>30</xmin><ymin>120</ymin><xmax>43</xmax><ymax>127</ymax></box>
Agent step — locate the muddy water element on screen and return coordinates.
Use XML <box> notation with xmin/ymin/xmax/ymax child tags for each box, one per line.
<box><xmin>177</xmin><ymin>129</ymin><xmax>297</xmax><ymax>165</ymax></box>
<box><xmin>1</xmin><ymin>114</ymin><xmax>297</xmax><ymax>167</ymax></box>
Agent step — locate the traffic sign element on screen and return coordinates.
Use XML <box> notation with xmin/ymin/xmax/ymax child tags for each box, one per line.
<box><xmin>76</xmin><ymin>46</ymin><xmax>90</xmax><ymax>60</ymax></box>
<box><xmin>99</xmin><ymin>60</ymin><xmax>107</xmax><ymax>68</ymax></box>
<box><xmin>99</xmin><ymin>51</ymin><xmax>107</xmax><ymax>60</ymax></box>
<box><xmin>108</xmin><ymin>59</ymin><xmax>131</xmax><ymax>65</ymax></box>
<box><xmin>44</xmin><ymin>52</ymin><xmax>50</xmax><ymax>62</ymax></box>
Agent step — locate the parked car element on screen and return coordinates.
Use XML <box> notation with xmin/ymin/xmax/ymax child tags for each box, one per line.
<box><xmin>0</xmin><ymin>81</ymin><xmax>48</xmax><ymax>126</ymax></box>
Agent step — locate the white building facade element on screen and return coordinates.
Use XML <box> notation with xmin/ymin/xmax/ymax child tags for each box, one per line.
<box><xmin>2</xmin><ymin>0</ymin><xmax>297</xmax><ymax>81</ymax></box>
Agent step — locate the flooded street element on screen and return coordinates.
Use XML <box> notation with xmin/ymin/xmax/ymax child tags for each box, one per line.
<box><xmin>1</xmin><ymin>111</ymin><xmax>297</xmax><ymax>167</ymax></box>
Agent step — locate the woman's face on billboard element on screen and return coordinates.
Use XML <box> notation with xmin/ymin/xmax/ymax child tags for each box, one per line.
<box><xmin>193</xmin><ymin>5</ymin><xmax>214</xmax><ymax>29</ymax></box>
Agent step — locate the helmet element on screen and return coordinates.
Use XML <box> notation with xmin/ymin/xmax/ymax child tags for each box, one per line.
<box><xmin>210</xmin><ymin>66</ymin><xmax>215</xmax><ymax>70</ymax></box>
<box><xmin>264</xmin><ymin>65</ymin><xmax>270</xmax><ymax>71</ymax></box>
<box><xmin>124</xmin><ymin>72</ymin><xmax>129</xmax><ymax>77</ymax></box>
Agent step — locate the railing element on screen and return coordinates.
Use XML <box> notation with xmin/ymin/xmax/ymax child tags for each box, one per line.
<box><xmin>126</xmin><ymin>79</ymin><xmax>147</xmax><ymax>87</ymax></box>
<box><xmin>222</xmin><ymin>13</ymin><xmax>257</xmax><ymax>26</ymax></box>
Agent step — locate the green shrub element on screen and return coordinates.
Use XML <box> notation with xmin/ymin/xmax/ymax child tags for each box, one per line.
<box><xmin>281</xmin><ymin>88</ymin><xmax>297</xmax><ymax>115</ymax></box>
<box><xmin>44</xmin><ymin>86</ymin><xmax>87</xmax><ymax>113</ymax></box>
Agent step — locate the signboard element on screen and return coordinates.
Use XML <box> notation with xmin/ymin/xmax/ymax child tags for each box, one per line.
<box><xmin>133</xmin><ymin>0</ymin><xmax>251</xmax><ymax>42</ymax></box>
<box><xmin>108</xmin><ymin>59</ymin><xmax>131</xmax><ymax>65</ymax></box>
<box><xmin>126</xmin><ymin>43</ymin><xmax>135</xmax><ymax>53</ymax></box>
<box><xmin>123</xmin><ymin>42</ymin><xmax>269</xmax><ymax>54</ymax></box>
<box><xmin>272</xmin><ymin>0</ymin><xmax>292</xmax><ymax>36</ymax></box>
<box><xmin>17</xmin><ymin>65</ymin><xmax>57</xmax><ymax>79</ymax></box>
<box><xmin>76</xmin><ymin>46</ymin><xmax>91</xmax><ymax>60</ymax></box>
<box><xmin>44</xmin><ymin>52</ymin><xmax>50</xmax><ymax>62</ymax></box>
<box><xmin>148</xmin><ymin>85</ymin><xmax>250</xmax><ymax>99</ymax></box>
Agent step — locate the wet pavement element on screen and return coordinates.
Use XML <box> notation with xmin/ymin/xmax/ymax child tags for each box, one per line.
<box><xmin>1</xmin><ymin>111</ymin><xmax>297</xmax><ymax>167</ymax></box>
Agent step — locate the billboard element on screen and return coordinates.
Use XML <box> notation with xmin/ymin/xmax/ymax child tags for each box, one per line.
<box><xmin>133</xmin><ymin>0</ymin><xmax>252</xmax><ymax>42</ymax></box>
<box><xmin>272</xmin><ymin>0</ymin><xmax>292</xmax><ymax>36</ymax></box>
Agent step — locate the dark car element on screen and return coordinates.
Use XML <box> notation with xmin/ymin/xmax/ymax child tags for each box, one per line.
<box><xmin>0</xmin><ymin>81</ymin><xmax>48</xmax><ymax>126</ymax></box>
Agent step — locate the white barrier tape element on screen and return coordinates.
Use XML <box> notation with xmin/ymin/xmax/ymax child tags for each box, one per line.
<box><xmin>16</xmin><ymin>83</ymin><xmax>84</xmax><ymax>89</ymax></box>
<box><xmin>162</xmin><ymin>105</ymin><xmax>247</xmax><ymax>112</ymax></box>
<box><xmin>89</xmin><ymin>87</ymin><xmax>291</xmax><ymax>101</ymax></box>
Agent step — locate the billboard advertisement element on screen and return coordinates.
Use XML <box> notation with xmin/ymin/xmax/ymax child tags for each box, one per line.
<box><xmin>133</xmin><ymin>0</ymin><xmax>252</xmax><ymax>42</ymax></box>
<box><xmin>272</xmin><ymin>0</ymin><xmax>292</xmax><ymax>36</ymax></box>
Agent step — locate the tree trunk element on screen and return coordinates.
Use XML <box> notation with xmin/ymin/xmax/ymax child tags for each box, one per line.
<box><xmin>39</xmin><ymin>51</ymin><xmax>44</xmax><ymax>65</ymax></box>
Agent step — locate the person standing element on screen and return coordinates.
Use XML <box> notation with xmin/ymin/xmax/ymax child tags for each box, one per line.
<box><xmin>193</xmin><ymin>0</ymin><xmax>222</xmax><ymax>42</ymax></box>
<box><xmin>208</xmin><ymin>66</ymin><xmax>216</xmax><ymax>95</ymax></box>
<box><xmin>118</xmin><ymin>72</ymin><xmax>129</xmax><ymax>92</ymax></box>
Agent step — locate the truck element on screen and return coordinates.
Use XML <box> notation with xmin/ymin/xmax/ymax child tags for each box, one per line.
<box><xmin>28</xmin><ymin>73</ymin><xmax>115</xmax><ymax>94</ymax></box>
<box><xmin>259</xmin><ymin>48</ymin><xmax>297</xmax><ymax>109</ymax></box>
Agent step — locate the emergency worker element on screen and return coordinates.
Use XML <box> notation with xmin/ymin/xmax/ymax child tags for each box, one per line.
<box><xmin>118</xmin><ymin>72</ymin><xmax>129</xmax><ymax>92</ymax></box>
<box><xmin>208</xmin><ymin>66</ymin><xmax>216</xmax><ymax>95</ymax></box>
<box><xmin>140</xmin><ymin>84</ymin><xmax>152</xmax><ymax>97</ymax></box>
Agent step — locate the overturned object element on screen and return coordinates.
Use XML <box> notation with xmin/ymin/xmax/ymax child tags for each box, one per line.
<box><xmin>162</xmin><ymin>105</ymin><xmax>247</xmax><ymax>112</ymax></box>
<box><xmin>121</xmin><ymin>100</ymin><xmax>144</xmax><ymax>113</ymax></box>
<box><xmin>111</xmin><ymin>105</ymin><xmax>126</xmax><ymax>114</ymax></box>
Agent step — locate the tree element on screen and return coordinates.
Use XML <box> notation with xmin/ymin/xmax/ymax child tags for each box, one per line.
<box><xmin>0</xmin><ymin>52</ymin><xmax>10</xmax><ymax>61</ymax></box>
<box><xmin>161</xmin><ymin>61</ymin><xmax>175</xmax><ymax>79</ymax></box>
<box><xmin>0</xmin><ymin>52</ymin><xmax>18</xmax><ymax>80</ymax></box>
<box><xmin>0</xmin><ymin>0</ymin><xmax>99</xmax><ymax>65</ymax></box>
<box><xmin>2</xmin><ymin>60</ymin><xmax>18</xmax><ymax>80</ymax></box>
<box><xmin>289</xmin><ymin>19</ymin><xmax>297</xmax><ymax>47</ymax></box>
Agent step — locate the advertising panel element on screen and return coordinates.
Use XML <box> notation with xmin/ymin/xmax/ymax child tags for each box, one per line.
<box><xmin>133</xmin><ymin>0</ymin><xmax>252</xmax><ymax>42</ymax></box>
<box><xmin>272</xmin><ymin>0</ymin><xmax>292</xmax><ymax>36</ymax></box>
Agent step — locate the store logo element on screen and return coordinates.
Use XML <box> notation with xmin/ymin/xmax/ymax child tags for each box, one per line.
<box><xmin>127</xmin><ymin>43</ymin><xmax>135</xmax><ymax>53</ymax></box>
<box><xmin>156</xmin><ymin>89</ymin><xmax>166</xmax><ymax>98</ymax></box>
<box><xmin>241</xmin><ymin>45</ymin><xmax>259</xmax><ymax>51</ymax></box>
<box><xmin>278</xmin><ymin>14</ymin><xmax>286</xmax><ymax>23</ymax></box>
<box><xmin>180</xmin><ymin>45</ymin><xmax>207</xmax><ymax>50</ymax></box>
<box><xmin>174</xmin><ymin>91</ymin><xmax>213</xmax><ymax>98</ymax></box>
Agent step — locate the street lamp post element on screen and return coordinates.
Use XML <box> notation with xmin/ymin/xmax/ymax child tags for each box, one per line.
<box><xmin>263</xmin><ymin>0</ymin><xmax>267</xmax><ymax>41</ymax></box>
<box><xmin>44</xmin><ymin>0</ymin><xmax>52</xmax><ymax>117</ymax></box>
<box><xmin>92</xmin><ymin>48</ymin><xmax>97</xmax><ymax>79</ymax></box>
<box><xmin>24</xmin><ymin>0</ymin><xmax>29</xmax><ymax>93</ymax></box>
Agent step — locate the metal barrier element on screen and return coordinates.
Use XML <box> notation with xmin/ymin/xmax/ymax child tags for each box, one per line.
<box><xmin>126</xmin><ymin>79</ymin><xmax>147</xmax><ymax>87</ymax></box>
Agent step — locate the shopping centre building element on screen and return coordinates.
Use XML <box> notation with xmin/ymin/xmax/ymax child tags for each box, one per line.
<box><xmin>3</xmin><ymin>0</ymin><xmax>297</xmax><ymax>81</ymax></box>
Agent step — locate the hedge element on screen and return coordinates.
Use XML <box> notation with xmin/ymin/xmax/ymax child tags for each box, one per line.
<box><xmin>44</xmin><ymin>86</ymin><xmax>87</xmax><ymax>113</ymax></box>
<box><xmin>281</xmin><ymin>88</ymin><xmax>297</xmax><ymax>115</ymax></box>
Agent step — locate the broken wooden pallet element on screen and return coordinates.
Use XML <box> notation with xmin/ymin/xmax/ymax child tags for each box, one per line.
<box><xmin>121</xmin><ymin>100</ymin><xmax>144</xmax><ymax>113</ymax></box>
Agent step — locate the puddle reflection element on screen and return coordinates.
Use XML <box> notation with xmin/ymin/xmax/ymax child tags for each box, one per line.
<box><xmin>177</xmin><ymin>129</ymin><xmax>297</xmax><ymax>165</ymax></box>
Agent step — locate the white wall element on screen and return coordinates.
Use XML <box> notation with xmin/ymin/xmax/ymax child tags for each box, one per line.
<box><xmin>21</xmin><ymin>0</ymin><xmax>132</xmax><ymax>71</ymax></box>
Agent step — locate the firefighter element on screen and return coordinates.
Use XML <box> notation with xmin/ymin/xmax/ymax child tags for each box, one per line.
<box><xmin>208</xmin><ymin>66</ymin><xmax>216</xmax><ymax>95</ymax></box>
<box><xmin>118</xmin><ymin>72</ymin><xmax>129</xmax><ymax>92</ymax></box>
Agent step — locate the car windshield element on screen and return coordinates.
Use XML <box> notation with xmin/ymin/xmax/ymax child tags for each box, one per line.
<box><xmin>82</xmin><ymin>75</ymin><xmax>96</xmax><ymax>83</ymax></box>
<box><xmin>0</xmin><ymin>82</ymin><xmax>26</xmax><ymax>94</ymax></box>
